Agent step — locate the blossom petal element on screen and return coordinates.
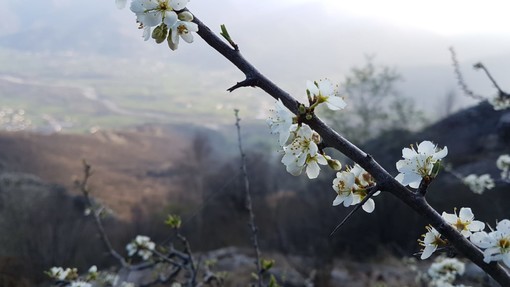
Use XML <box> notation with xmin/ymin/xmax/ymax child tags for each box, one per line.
<box><xmin>421</xmin><ymin>245</ymin><xmax>437</xmax><ymax>260</ymax></box>
<box><xmin>306</xmin><ymin>161</ymin><xmax>320</xmax><ymax>179</ymax></box>
<box><xmin>306</xmin><ymin>81</ymin><xmax>319</xmax><ymax>96</ymax></box>
<box><xmin>325</xmin><ymin>96</ymin><xmax>347</xmax><ymax>110</ymax></box>
<box><xmin>362</xmin><ymin>198</ymin><xmax>375</xmax><ymax>213</ymax></box>
<box><xmin>170</xmin><ymin>0</ymin><xmax>189</xmax><ymax>10</ymax></box>
<box><xmin>459</xmin><ymin>207</ymin><xmax>474</xmax><ymax>221</ymax></box>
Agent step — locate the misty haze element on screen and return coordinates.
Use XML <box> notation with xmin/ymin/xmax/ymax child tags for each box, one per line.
<box><xmin>0</xmin><ymin>0</ymin><xmax>509</xmax><ymax>286</ymax></box>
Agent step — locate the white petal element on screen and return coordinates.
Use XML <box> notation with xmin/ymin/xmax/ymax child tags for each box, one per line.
<box><xmin>181</xmin><ymin>31</ymin><xmax>194</xmax><ymax>43</ymax></box>
<box><xmin>306</xmin><ymin>162</ymin><xmax>321</xmax><ymax>179</ymax></box>
<box><xmin>420</xmin><ymin>245</ymin><xmax>437</xmax><ymax>260</ymax></box>
<box><xmin>459</xmin><ymin>207</ymin><xmax>474</xmax><ymax>221</ymax></box>
<box><xmin>306</xmin><ymin>80</ymin><xmax>319</xmax><ymax>96</ymax></box>
<box><xmin>163</xmin><ymin>11</ymin><xmax>178</xmax><ymax>27</ymax></box>
<box><xmin>317</xmin><ymin>79</ymin><xmax>334</xmax><ymax>96</ymax></box>
<box><xmin>325</xmin><ymin>96</ymin><xmax>347</xmax><ymax>110</ymax></box>
<box><xmin>417</xmin><ymin>141</ymin><xmax>435</xmax><ymax>155</ymax></box>
<box><xmin>469</xmin><ymin>220</ymin><xmax>485</xmax><ymax>232</ymax></box>
<box><xmin>433</xmin><ymin>146</ymin><xmax>448</xmax><ymax>160</ymax></box>
<box><xmin>142</xmin><ymin>26</ymin><xmax>151</xmax><ymax>41</ymax></box>
<box><xmin>362</xmin><ymin>198</ymin><xmax>375</xmax><ymax>213</ymax></box>
<box><xmin>402</xmin><ymin>147</ymin><xmax>416</xmax><ymax>159</ymax></box>
<box><xmin>441</xmin><ymin>212</ymin><xmax>458</xmax><ymax>225</ymax></box>
<box><xmin>502</xmin><ymin>254</ymin><xmax>510</xmax><ymax>268</ymax></box>
<box><xmin>170</xmin><ymin>0</ymin><xmax>189</xmax><ymax>10</ymax></box>
<box><xmin>332</xmin><ymin>195</ymin><xmax>343</xmax><ymax>206</ymax></box>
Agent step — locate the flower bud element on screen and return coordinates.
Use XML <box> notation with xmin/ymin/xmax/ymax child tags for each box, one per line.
<box><xmin>152</xmin><ymin>23</ymin><xmax>168</xmax><ymax>44</ymax></box>
<box><xmin>327</xmin><ymin>158</ymin><xmax>342</xmax><ymax>171</ymax></box>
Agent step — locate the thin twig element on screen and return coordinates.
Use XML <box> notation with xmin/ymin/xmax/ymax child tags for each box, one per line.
<box><xmin>474</xmin><ymin>62</ymin><xmax>504</xmax><ymax>94</ymax></box>
<box><xmin>194</xmin><ymin>16</ymin><xmax>510</xmax><ymax>285</ymax></box>
<box><xmin>330</xmin><ymin>186</ymin><xmax>379</xmax><ymax>236</ymax></box>
<box><xmin>77</xmin><ymin>160</ymin><xmax>128</xmax><ymax>267</ymax></box>
<box><xmin>449</xmin><ymin>47</ymin><xmax>485</xmax><ymax>100</ymax></box>
<box><xmin>176</xmin><ymin>232</ymin><xmax>198</xmax><ymax>287</ymax></box>
<box><xmin>234</xmin><ymin>109</ymin><xmax>263</xmax><ymax>287</ymax></box>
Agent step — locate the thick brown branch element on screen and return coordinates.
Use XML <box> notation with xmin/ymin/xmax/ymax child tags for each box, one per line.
<box><xmin>194</xmin><ymin>14</ymin><xmax>510</xmax><ymax>286</ymax></box>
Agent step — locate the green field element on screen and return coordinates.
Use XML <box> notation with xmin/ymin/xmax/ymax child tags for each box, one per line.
<box><xmin>0</xmin><ymin>48</ymin><xmax>269</xmax><ymax>132</ymax></box>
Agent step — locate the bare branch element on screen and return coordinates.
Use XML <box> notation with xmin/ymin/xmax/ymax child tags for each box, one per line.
<box><xmin>77</xmin><ymin>160</ymin><xmax>128</xmax><ymax>268</ymax></box>
<box><xmin>449</xmin><ymin>47</ymin><xmax>485</xmax><ymax>100</ymax></box>
<box><xmin>234</xmin><ymin>109</ymin><xmax>263</xmax><ymax>287</ymax></box>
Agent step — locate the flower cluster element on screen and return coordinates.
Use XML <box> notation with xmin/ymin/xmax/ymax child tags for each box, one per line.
<box><xmin>126</xmin><ymin>235</ymin><xmax>156</xmax><ymax>260</ymax></box>
<box><xmin>489</xmin><ymin>94</ymin><xmax>510</xmax><ymax>110</ymax></box>
<box><xmin>396</xmin><ymin>141</ymin><xmax>448</xmax><ymax>188</ymax></box>
<box><xmin>117</xmin><ymin>0</ymin><xmax>198</xmax><ymax>50</ymax></box>
<box><xmin>427</xmin><ymin>257</ymin><xmax>466</xmax><ymax>287</ymax></box>
<box><xmin>267</xmin><ymin>80</ymin><xmax>345</xmax><ymax>180</ymax></box>
<box><xmin>462</xmin><ymin>174</ymin><xmax>494</xmax><ymax>194</ymax></box>
<box><xmin>332</xmin><ymin>164</ymin><xmax>380</xmax><ymax>213</ymax></box>
<box><xmin>306</xmin><ymin>79</ymin><xmax>346</xmax><ymax>111</ymax></box>
<box><xmin>470</xmin><ymin>219</ymin><xmax>510</xmax><ymax>268</ymax></box>
<box><xmin>497</xmin><ymin>154</ymin><xmax>510</xmax><ymax>180</ymax></box>
<box><xmin>47</xmin><ymin>266</ymin><xmax>77</xmax><ymax>281</ymax></box>
<box><xmin>419</xmin><ymin>207</ymin><xmax>484</xmax><ymax>259</ymax></box>
<box><xmin>47</xmin><ymin>265</ymin><xmax>135</xmax><ymax>287</ymax></box>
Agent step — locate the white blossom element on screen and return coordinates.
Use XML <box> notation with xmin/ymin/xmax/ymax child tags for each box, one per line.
<box><xmin>69</xmin><ymin>281</ymin><xmax>92</xmax><ymax>287</ymax></box>
<box><xmin>332</xmin><ymin>164</ymin><xmax>379</xmax><ymax>213</ymax></box>
<box><xmin>496</xmin><ymin>154</ymin><xmax>510</xmax><ymax>180</ymax></box>
<box><xmin>463</xmin><ymin>174</ymin><xmax>495</xmax><ymax>194</ymax></box>
<box><xmin>126</xmin><ymin>235</ymin><xmax>156</xmax><ymax>260</ymax></box>
<box><xmin>168</xmin><ymin>12</ymin><xmax>199</xmax><ymax>50</ymax></box>
<box><xmin>441</xmin><ymin>207</ymin><xmax>485</xmax><ymax>238</ymax></box>
<box><xmin>427</xmin><ymin>257</ymin><xmax>465</xmax><ymax>287</ymax></box>
<box><xmin>130</xmin><ymin>0</ymin><xmax>190</xmax><ymax>40</ymax></box>
<box><xmin>396</xmin><ymin>141</ymin><xmax>448</xmax><ymax>188</ymax></box>
<box><xmin>419</xmin><ymin>225</ymin><xmax>444</xmax><ymax>260</ymax></box>
<box><xmin>306</xmin><ymin>79</ymin><xmax>346</xmax><ymax>111</ymax></box>
<box><xmin>489</xmin><ymin>95</ymin><xmax>510</xmax><ymax>110</ymax></box>
<box><xmin>267</xmin><ymin>98</ymin><xmax>295</xmax><ymax>146</ymax></box>
<box><xmin>281</xmin><ymin>125</ymin><xmax>321</xmax><ymax>178</ymax></box>
<box><xmin>470</xmin><ymin>219</ymin><xmax>510</xmax><ymax>268</ymax></box>
<box><xmin>48</xmin><ymin>267</ymin><xmax>71</xmax><ymax>280</ymax></box>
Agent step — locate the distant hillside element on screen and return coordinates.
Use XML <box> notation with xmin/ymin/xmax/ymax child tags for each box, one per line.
<box><xmin>0</xmin><ymin>125</ymin><xmax>195</xmax><ymax>219</ymax></box>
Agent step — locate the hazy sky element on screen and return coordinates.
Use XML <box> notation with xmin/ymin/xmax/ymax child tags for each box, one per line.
<box><xmin>2</xmin><ymin>0</ymin><xmax>510</xmax><ymax>119</ymax></box>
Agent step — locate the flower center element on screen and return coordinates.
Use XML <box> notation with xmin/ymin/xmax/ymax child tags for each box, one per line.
<box><xmin>159</xmin><ymin>0</ymin><xmax>170</xmax><ymax>11</ymax></box>
<box><xmin>499</xmin><ymin>238</ymin><xmax>510</xmax><ymax>252</ymax></box>
<box><xmin>454</xmin><ymin>219</ymin><xmax>468</xmax><ymax>231</ymax></box>
<box><xmin>177</xmin><ymin>24</ymin><xmax>188</xmax><ymax>35</ymax></box>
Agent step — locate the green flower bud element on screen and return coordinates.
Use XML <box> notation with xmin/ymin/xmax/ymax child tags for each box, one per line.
<box><xmin>298</xmin><ymin>104</ymin><xmax>306</xmax><ymax>115</ymax></box>
<box><xmin>328</xmin><ymin>158</ymin><xmax>342</xmax><ymax>171</ymax></box>
<box><xmin>152</xmin><ymin>23</ymin><xmax>168</xmax><ymax>44</ymax></box>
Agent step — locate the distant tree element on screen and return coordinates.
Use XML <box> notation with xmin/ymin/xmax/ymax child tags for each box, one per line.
<box><xmin>437</xmin><ymin>89</ymin><xmax>458</xmax><ymax>119</ymax></box>
<box><xmin>323</xmin><ymin>57</ymin><xmax>426</xmax><ymax>144</ymax></box>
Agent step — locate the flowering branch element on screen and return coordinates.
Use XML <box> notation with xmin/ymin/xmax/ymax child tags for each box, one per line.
<box><xmin>192</xmin><ymin>14</ymin><xmax>510</xmax><ymax>286</ymax></box>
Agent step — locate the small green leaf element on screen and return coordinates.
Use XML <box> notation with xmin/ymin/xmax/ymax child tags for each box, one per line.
<box><xmin>164</xmin><ymin>214</ymin><xmax>182</xmax><ymax>229</ymax></box>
